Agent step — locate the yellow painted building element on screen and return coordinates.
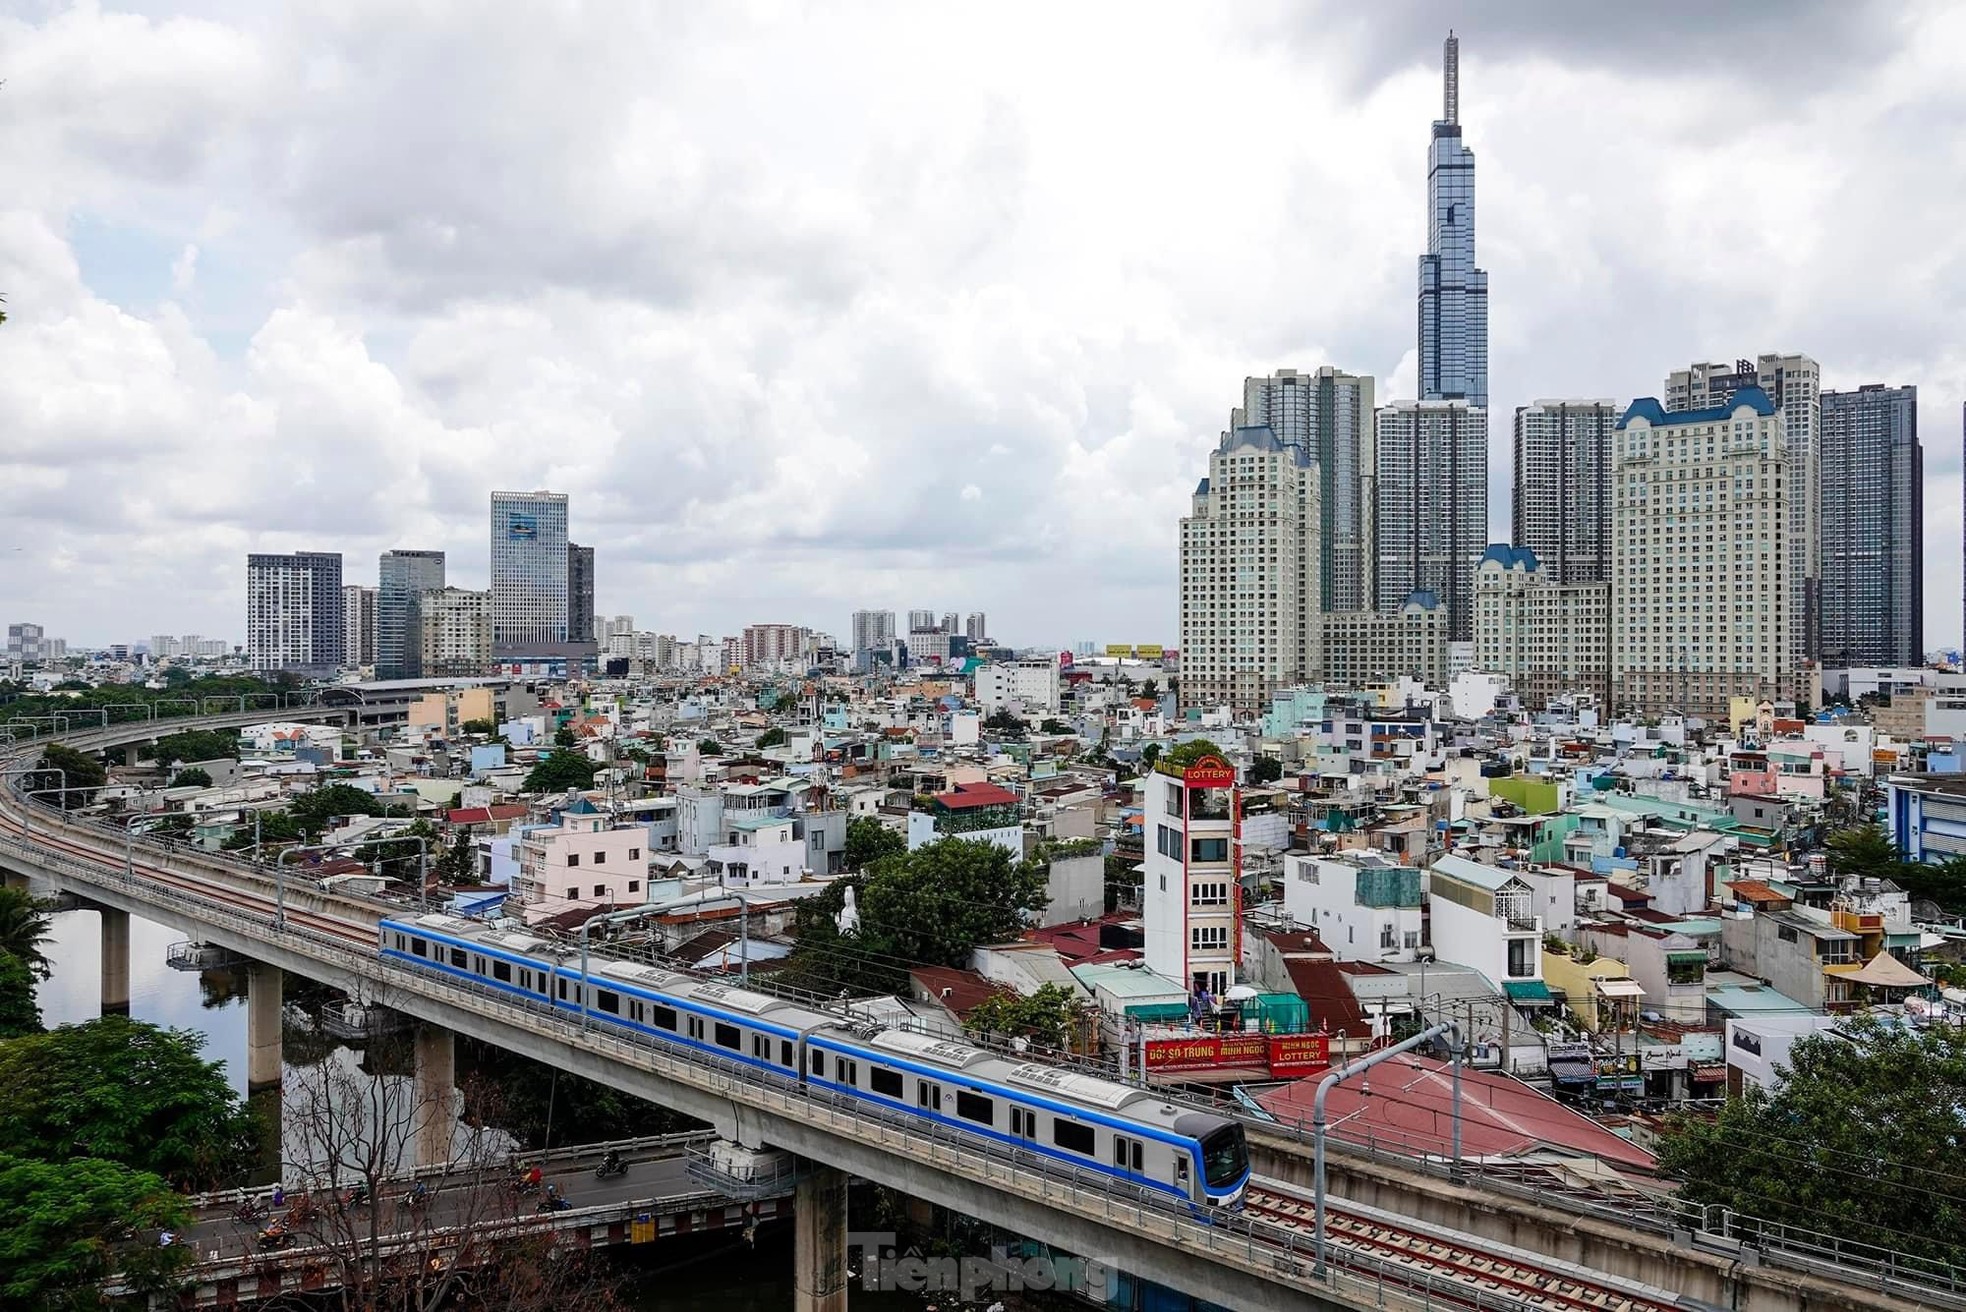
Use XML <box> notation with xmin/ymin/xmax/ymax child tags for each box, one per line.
<box><xmin>406</xmin><ymin>686</ymin><xmax>496</xmax><ymax>739</ymax></box>
<box><xmin>1542</xmin><ymin>949</ymin><xmax>1639</xmax><ymax>1032</ymax></box>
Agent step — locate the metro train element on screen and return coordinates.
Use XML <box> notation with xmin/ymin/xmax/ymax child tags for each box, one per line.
<box><xmin>379</xmin><ymin>913</ymin><xmax>1249</xmax><ymax>1210</ymax></box>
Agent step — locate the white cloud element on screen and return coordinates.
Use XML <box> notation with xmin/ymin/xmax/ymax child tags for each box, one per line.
<box><xmin>0</xmin><ymin>1</ymin><xmax>1959</xmax><ymax>651</ymax></box>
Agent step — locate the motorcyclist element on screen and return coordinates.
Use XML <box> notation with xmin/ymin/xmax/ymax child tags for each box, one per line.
<box><xmin>601</xmin><ymin>1149</ymin><xmax>623</xmax><ymax>1175</ymax></box>
<box><xmin>525</xmin><ymin>1163</ymin><xmax>543</xmax><ymax>1190</ymax></box>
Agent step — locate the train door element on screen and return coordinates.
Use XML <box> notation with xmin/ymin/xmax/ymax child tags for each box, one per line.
<box><xmin>1009</xmin><ymin>1106</ymin><xmax>1036</xmax><ymax>1144</ymax></box>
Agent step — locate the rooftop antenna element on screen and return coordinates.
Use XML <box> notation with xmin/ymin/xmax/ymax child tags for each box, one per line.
<box><xmin>1443</xmin><ymin>30</ymin><xmax>1460</xmax><ymax>126</ymax></box>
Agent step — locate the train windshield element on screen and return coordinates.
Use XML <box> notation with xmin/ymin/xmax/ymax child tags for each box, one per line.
<box><xmin>1200</xmin><ymin>1124</ymin><xmax>1248</xmax><ymax>1188</ymax></box>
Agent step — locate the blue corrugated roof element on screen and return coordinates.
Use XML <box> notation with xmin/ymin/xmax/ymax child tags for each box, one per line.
<box><xmin>1617</xmin><ymin>386</ymin><xmax>1777</xmax><ymax>430</ymax></box>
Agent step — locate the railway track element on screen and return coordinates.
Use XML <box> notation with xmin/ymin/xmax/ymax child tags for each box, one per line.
<box><xmin>1247</xmin><ymin>1187</ymin><xmax>1682</xmax><ymax>1312</ymax></box>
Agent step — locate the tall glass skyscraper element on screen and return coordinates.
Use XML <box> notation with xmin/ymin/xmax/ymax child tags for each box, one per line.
<box><xmin>490</xmin><ymin>491</ymin><xmax>570</xmax><ymax>656</ymax></box>
<box><xmin>1417</xmin><ymin>31</ymin><xmax>1487</xmax><ymax>409</ymax></box>
<box><xmin>378</xmin><ymin>549</ymin><xmax>445</xmax><ymax>680</ymax></box>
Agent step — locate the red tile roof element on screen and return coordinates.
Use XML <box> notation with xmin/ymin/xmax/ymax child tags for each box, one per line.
<box><xmin>933</xmin><ymin>782</ymin><xmax>1021</xmax><ymax>811</ymax></box>
<box><xmin>908</xmin><ymin>967</ymin><xmax>1009</xmax><ymax>1018</ymax></box>
<box><xmin>1726</xmin><ymin>879</ymin><xmax>1792</xmax><ymax>906</ymax></box>
<box><xmin>1256</xmin><ymin>1055</ymin><xmax>1658</xmax><ymax>1172</ymax></box>
<box><xmin>446</xmin><ymin>804</ymin><xmax>527</xmax><ymax>825</ymax></box>
<box><xmin>1282</xmin><ymin>958</ymin><xmax>1371</xmax><ymax>1038</ymax></box>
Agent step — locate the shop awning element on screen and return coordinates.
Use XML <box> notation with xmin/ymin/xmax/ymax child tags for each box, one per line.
<box><xmin>1549</xmin><ymin>1060</ymin><xmax>1596</xmax><ymax>1083</ymax></box>
<box><xmin>1503</xmin><ymin>979</ymin><xmax>1554</xmax><ymax>1003</ymax></box>
<box><xmin>1595</xmin><ymin>978</ymin><xmax>1647</xmax><ymax>998</ymax></box>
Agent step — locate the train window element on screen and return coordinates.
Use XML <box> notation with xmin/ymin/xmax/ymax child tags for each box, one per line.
<box><xmin>752</xmin><ymin>1035</ymin><xmax>767</xmax><ymax>1060</ymax></box>
<box><xmin>956</xmin><ymin>1092</ymin><xmax>994</xmax><ymax>1126</ymax></box>
<box><xmin>410</xmin><ymin>938</ymin><xmax>427</xmax><ymax>958</ymax></box>
<box><xmin>492</xmin><ymin>961</ymin><xmax>512</xmax><ymax>984</ymax></box>
<box><xmin>870</xmin><ymin>1068</ymin><xmax>903</xmax><ymax>1098</ymax></box>
<box><xmin>650</xmin><ymin>1005</ymin><xmax>677</xmax><ymax>1031</ymax></box>
<box><xmin>449</xmin><ymin>948</ymin><xmax>467</xmax><ymax>969</ymax></box>
<box><xmin>557</xmin><ymin>979</ymin><xmax>568</xmax><ymax>1001</ymax></box>
<box><xmin>781</xmin><ymin>1040</ymin><xmax>794</xmax><ymax>1067</ymax></box>
<box><xmin>839</xmin><ymin>1059</ymin><xmax>858</xmax><ymax>1085</ymax></box>
<box><xmin>392</xmin><ymin>933</ymin><xmax>404</xmax><ymax>949</ymax></box>
<box><xmin>714</xmin><ymin>1023</ymin><xmax>741</xmax><ymax>1050</ymax></box>
<box><xmin>1052</xmin><ymin>1121</ymin><xmax>1094</xmax><ymax>1156</ymax></box>
<box><xmin>810</xmin><ymin>1050</ymin><xmax>825</xmax><ymax>1077</ymax></box>
<box><xmin>917</xmin><ymin>1083</ymin><xmax>942</xmax><ymax>1113</ymax></box>
<box><xmin>596</xmin><ymin>989</ymin><xmax>621</xmax><ymax>1016</ymax></box>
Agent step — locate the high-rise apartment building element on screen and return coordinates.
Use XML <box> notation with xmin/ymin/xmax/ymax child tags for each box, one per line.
<box><xmin>342</xmin><ymin>584</ymin><xmax>377</xmax><ymax>669</ymax></box>
<box><xmin>940</xmin><ymin>612</ymin><xmax>961</xmax><ymax>637</ymax></box>
<box><xmin>567</xmin><ymin>543</ymin><xmax>596</xmax><ymax>644</ymax></box>
<box><xmin>378</xmin><ymin>550</ymin><xmax>443</xmax><ymax>679</ymax></box>
<box><xmin>851</xmin><ymin>609</ymin><xmax>896</xmax><ymax>656</ymax></box>
<box><xmin>1417</xmin><ymin>32</ymin><xmax>1487</xmax><ymax>410</ymax></box>
<box><xmin>742</xmin><ymin>624</ymin><xmax>810</xmax><ymax>668</ymax></box>
<box><xmin>964</xmin><ymin>612</ymin><xmax>988</xmax><ymax>642</ymax></box>
<box><xmin>246</xmin><ymin>551</ymin><xmax>344</xmax><ymax>674</ymax></box>
<box><xmin>490</xmin><ymin>491</ymin><xmax>570</xmax><ymax>657</ymax></box>
<box><xmin>1233</xmin><ymin>367</ymin><xmax>1377</xmax><ymax>610</ymax></box>
<box><xmin>1473</xmin><ymin>546</ymin><xmax>1610</xmax><ymax>709</ymax></box>
<box><xmin>1320</xmin><ymin>593</ymin><xmax>1449</xmax><ymax>691</ymax></box>
<box><xmin>1512</xmin><ymin>400</ymin><xmax>1618</xmax><ymax>585</ymax></box>
<box><xmin>907</xmin><ymin>610</ymin><xmax>936</xmax><ymax>633</ymax></box>
<box><xmin>1179</xmin><ymin>426</ymin><xmax>1320</xmax><ymax>713</ymax></box>
<box><xmin>1374</xmin><ymin>400</ymin><xmax>1487</xmax><ymax>641</ymax></box>
<box><xmin>5</xmin><ymin>623</ymin><xmax>60</xmax><ymax>664</ymax></box>
<box><xmin>1665</xmin><ymin>354</ymin><xmax>1820</xmax><ymax>661</ymax></box>
<box><xmin>1611</xmin><ymin>389</ymin><xmax>1793</xmax><ymax>718</ymax></box>
<box><xmin>419</xmin><ymin>587</ymin><xmax>493</xmax><ymax>678</ymax></box>
<box><xmin>1819</xmin><ymin>384</ymin><xmax>1921</xmax><ymax>666</ymax></box>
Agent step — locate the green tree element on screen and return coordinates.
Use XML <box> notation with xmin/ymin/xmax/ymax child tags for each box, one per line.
<box><xmin>356</xmin><ymin>817</ymin><xmax>442</xmax><ymax>882</ymax></box>
<box><xmin>0</xmin><ymin>1017</ymin><xmax>257</xmax><ymax>1189</ymax></box>
<box><xmin>1659</xmin><ymin>1017</ymin><xmax>1966</xmax><ymax>1263</ymax></box>
<box><xmin>964</xmin><ymin>983</ymin><xmax>1084</xmax><ymax>1051</ymax></box>
<box><xmin>843</xmin><ymin>816</ymin><xmax>905</xmax><ymax>872</ymax></box>
<box><xmin>697</xmin><ymin>738</ymin><xmax>724</xmax><ymax>757</ymax></box>
<box><xmin>0</xmin><ymin>953</ymin><xmax>40</xmax><ymax>1038</ymax></box>
<box><xmin>774</xmin><ymin>692</ymin><xmax>799</xmax><ymax>714</ymax></box>
<box><xmin>0</xmin><ymin>887</ymin><xmax>54</xmax><ymax>980</ymax></box>
<box><xmin>150</xmin><ymin>729</ymin><xmax>239</xmax><ymax>767</ymax></box>
<box><xmin>1139</xmin><ymin>679</ymin><xmax>1159</xmax><ymax>700</ymax></box>
<box><xmin>437</xmin><ymin>828</ymin><xmax>478</xmax><ymax>885</ymax></box>
<box><xmin>522</xmin><ymin>749</ymin><xmax>599</xmax><ymax>794</ymax></box>
<box><xmin>287</xmin><ymin>783</ymin><xmax>406</xmax><ymax>837</ymax></box>
<box><xmin>790</xmin><ymin>838</ymin><xmax>1049</xmax><ymax>995</ymax></box>
<box><xmin>554</xmin><ymin>725</ymin><xmax>579</xmax><ymax>749</ymax></box>
<box><xmin>757</xmin><ymin>726</ymin><xmax>789</xmax><ymax>748</ymax></box>
<box><xmin>219</xmin><ymin>807</ymin><xmax>302</xmax><ymax>852</ymax></box>
<box><xmin>168</xmin><ymin>766</ymin><xmax>212</xmax><ymax>789</ymax></box>
<box><xmin>1039</xmin><ymin>718</ymin><xmax>1069</xmax><ymax>736</ymax></box>
<box><xmin>0</xmin><ymin>1152</ymin><xmax>191</xmax><ymax>1309</ymax></box>
<box><xmin>1825</xmin><ymin>822</ymin><xmax>1904</xmax><ymax>883</ymax></box>
<box><xmin>982</xmin><ymin>709</ymin><xmax>1028</xmax><ymax>740</ymax></box>
<box><xmin>460</xmin><ymin>718</ymin><xmax>496</xmax><ymax>736</ymax></box>
<box><xmin>28</xmin><ymin>744</ymin><xmax>105</xmax><ymax>808</ymax></box>
<box><xmin>1138</xmin><ymin>743</ymin><xmax>1161</xmax><ymax>772</ymax></box>
<box><xmin>1249</xmin><ymin>755</ymin><xmax>1285</xmax><ymax>785</ymax></box>
<box><xmin>1160</xmin><ymin>738</ymin><xmax>1226</xmax><ymax>771</ymax></box>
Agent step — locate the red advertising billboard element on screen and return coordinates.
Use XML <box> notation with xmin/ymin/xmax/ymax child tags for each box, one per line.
<box><xmin>1144</xmin><ymin>1033</ymin><xmax>1268</xmax><ymax>1072</ymax></box>
<box><xmin>1267</xmin><ymin>1033</ymin><xmax>1332</xmax><ymax>1078</ymax></box>
<box><xmin>1181</xmin><ymin>755</ymin><xmax>1237</xmax><ymax>789</ymax></box>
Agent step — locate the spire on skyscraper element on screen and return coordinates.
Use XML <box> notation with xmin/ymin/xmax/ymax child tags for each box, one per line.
<box><xmin>1443</xmin><ymin>30</ymin><xmax>1459</xmax><ymax>126</ymax></box>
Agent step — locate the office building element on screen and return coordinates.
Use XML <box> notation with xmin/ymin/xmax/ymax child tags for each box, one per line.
<box><xmin>1665</xmin><ymin>353</ymin><xmax>1820</xmax><ymax>660</ymax></box>
<box><xmin>1818</xmin><ymin>384</ymin><xmax>1921</xmax><ymax>667</ymax></box>
<box><xmin>245</xmin><ymin>551</ymin><xmax>344</xmax><ymax>674</ymax></box>
<box><xmin>742</xmin><ymin>624</ymin><xmax>810</xmax><ymax>668</ymax></box>
<box><xmin>1374</xmin><ymin>400</ymin><xmax>1487</xmax><ymax>641</ymax></box>
<box><xmin>1473</xmin><ymin>546</ymin><xmax>1610</xmax><ymax>709</ymax></box>
<box><xmin>377</xmin><ymin>551</ymin><xmax>443</xmax><ymax>679</ymax></box>
<box><xmin>419</xmin><ymin>587</ymin><xmax>493</xmax><ymax>678</ymax></box>
<box><xmin>1512</xmin><ymin>400</ymin><xmax>1618</xmax><ymax>585</ymax></box>
<box><xmin>1321</xmin><ymin>592</ymin><xmax>1450</xmax><ymax>691</ymax></box>
<box><xmin>1233</xmin><ymin>367</ymin><xmax>1377</xmax><ymax>610</ymax></box>
<box><xmin>490</xmin><ymin>491</ymin><xmax>571</xmax><ymax>658</ymax></box>
<box><xmin>964</xmin><ymin>612</ymin><xmax>988</xmax><ymax>642</ymax></box>
<box><xmin>341</xmin><ymin>585</ymin><xmax>377</xmax><ymax>669</ymax></box>
<box><xmin>1611</xmin><ymin>389</ymin><xmax>1793</xmax><ymax>717</ymax></box>
<box><xmin>1179</xmin><ymin>426</ymin><xmax>1320</xmax><ymax>713</ymax></box>
<box><xmin>975</xmin><ymin>659</ymin><xmax>1061</xmax><ymax>714</ymax></box>
<box><xmin>1417</xmin><ymin>32</ymin><xmax>1487</xmax><ymax>409</ymax></box>
<box><xmin>567</xmin><ymin>543</ymin><xmax>596</xmax><ymax>644</ymax></box>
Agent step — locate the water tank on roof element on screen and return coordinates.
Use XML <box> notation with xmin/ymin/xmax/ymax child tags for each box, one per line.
<box><xmin>1613</xmin><ymin>847</ymin><xmax>1626</xmax><ymax>859</ymax></box>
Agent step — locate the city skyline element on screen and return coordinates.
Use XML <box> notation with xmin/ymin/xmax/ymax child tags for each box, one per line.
<box><xmin>4</xmin><ymin>4</ymin><xmax>1964</xmax><ymax>650</ymax></box>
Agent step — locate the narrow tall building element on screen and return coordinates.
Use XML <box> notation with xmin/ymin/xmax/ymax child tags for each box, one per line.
<box><xmin>851</xmin><ymin>610</ymin><xmax>896</xmax><ymax>657</ymax></box>
<box><xmin>1512</xmin><ymin>400</ymin><xmax>1618</xmax><ymax>585</ymax></box>
<box><xmin>378</xmin><ymin>550</ymin><xmax>444</xmax><ymax>680</ymax></box>
<box><xmin>1417</xmin><ymin>32</ymin><xmax>1488</xmax><ymax>409</ymax></box>
<box><xmin>1819</xmin><ymin>384</ymin><xmax>1921</xmax><ymax>666</ymax></box>
<box><xmin>490</xmin><ymin>491</ymin><xmax>571</xmax><ymax>658</ymax></box>
<box><xmin>420</xmin><ymin>587</ymin><xmax>493</xmax><ymax>678</ymax></box>
<box><xmin>1179</xmin><ymin>426</ymin><xmax>1320</xmax><ymax>712</ymax></box>
<box><xmin>1374</xmin><ymin>400</ymin><xmax>1487</xmax><ymax>641</ymax></box>
<box><xmin>1233</xmin><ymin>367</ymin><xmax>1377</xmax><ymax>610</ymax></box>
<box><xmin>246</xmin><ymin>552</ymin><xmax>344</xmax><ymax>674</ymax></box>
<box><xmin>965</xmin><ymin>612</ymin><xmax>988</xmax><ymax>642</ymax></box>
<box><xmin>566</xmin><ymin>543</ymin><xmax>596</xmax><ymax>644</ymax></box>
<box><xmin>1665</xmin><ymin>354</ymin><xmax>1820</xmax><ymax>661</ymax></box>
<box><xmin>342</xmin><ymin>584</ymin><xmax>377</xmax><ymax>669</ymax></box>
<box><xmin>1611</xmin><ymin>389</ymin><xmax>1793</xmax><ymax>717</ymax></box>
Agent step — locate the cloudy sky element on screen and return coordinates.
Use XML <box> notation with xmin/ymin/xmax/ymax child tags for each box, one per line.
<box><xmin>3</xmin><ymin>1</ymin><xmax>1961</xmax><ymax>651</ymax></box>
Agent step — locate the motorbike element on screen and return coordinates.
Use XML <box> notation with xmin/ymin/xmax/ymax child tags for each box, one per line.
<box><xmin>257</xmin><ymin>1223</ymin><xmax>295</xmax><ymax>1251</ymax></box>
<box><xmin>594</xmin><ymin>1155</ymin><xmax>628</xmax><ymax>1180</ymax></box>
<box><xmin>509</xmin><ymin>1175</ymin><xmax>543</xmax><ymax>1197</ymax></box>
<box><xmin>233</xmin><ymin>1199</ymin><xmax>267</xmax><ymax>1224</ymax></box>
<box><xmin>536</xmin><ymin>1195</ymin><xmax>573</xmax><ymax>1213</ymax></box>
